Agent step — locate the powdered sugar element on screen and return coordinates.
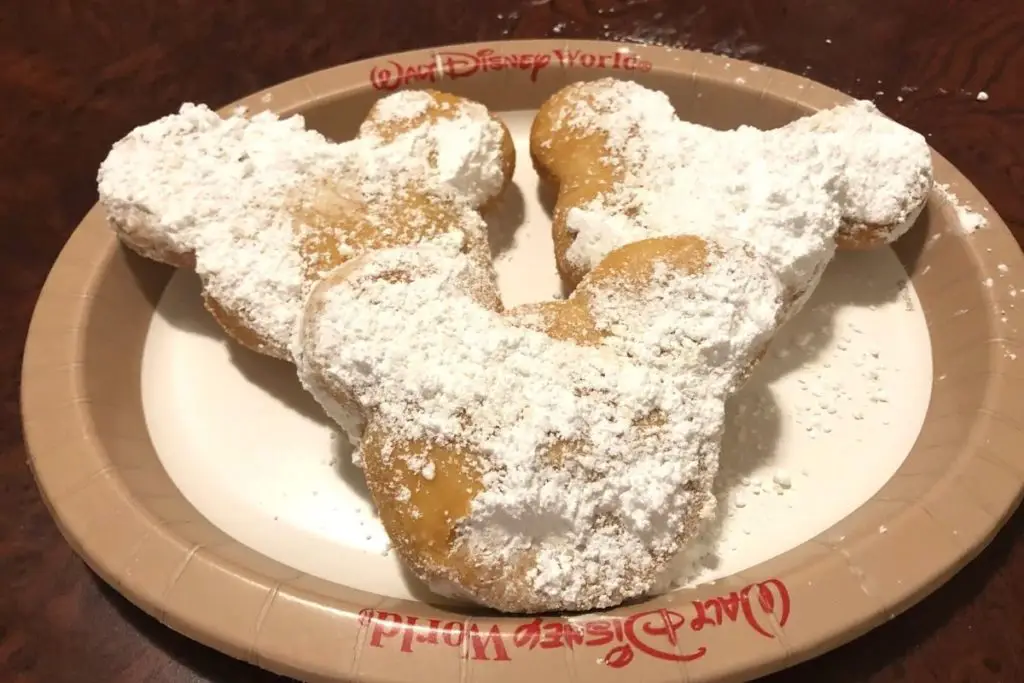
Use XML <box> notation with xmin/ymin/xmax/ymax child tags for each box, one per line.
<box><xmin>370</xmin><ymin>90</ymin><xmax>434</xmax><ymax>122</ymax></box>
<box><xmin>550</xmin><ymin>80</ymin><xmax>932</xmax><ymax>308</ymax></box>
<box><xmin>298</xmin><ymin>235</ymin><xmax>786</xmax><ymax>611</ymax></box>
<box><xmin>784</xmin><ymin>323</ymin><xmax>893</xmax><ymax>438</ymax></box>
<box><xmin>586</xmin><ymin>250</ymin><xmax>783</xmax><ymax>394</ymax></box>
<box><xmin>359</xmin><ymin>92</ymin><xmax>508</xmax><ymax>206</ymax></box>
<box><xmin>935</xmin><ymin>182</ymin><xmax>988</xmax><ymax>234</ymax></box>
<box><xmin>656</xmin><ymin>249</ymin><xmax>934</xmax><ymax>587</ymax></box>
<box><xmin>97</xmin><ymin>95</ymin><xmax>508</xmax><ymax>357</ymax></box>
<box><xmin>98</xmin><ymin>104</ymin><xmax>352</xmax><ymax>355</ymax></box>
<box><xmin>785</xmin><ymin>100</ymin><xmax>933</xmax><ymax>227</ymax></box>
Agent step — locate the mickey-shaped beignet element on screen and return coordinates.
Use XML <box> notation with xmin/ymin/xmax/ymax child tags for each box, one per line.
<box><xmin>97</xmin><ymin>89</ymin><xmax>515</xmax><ymax>359</ymax></box>
<box><xmin>531</xmin><ymin>78</ymin><xmax>933</xmax><ymax>317</ymax></box>
<box><xmin>295</xmin><ymin>231</ymin><xmax>786</xmax><ymax>613</ymax></box>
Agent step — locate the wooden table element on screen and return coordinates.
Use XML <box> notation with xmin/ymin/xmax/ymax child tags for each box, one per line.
<box><xmin>2</xmin><ymin>1</ymin><xmax>1022</xmax><ymax>681</ymax></box>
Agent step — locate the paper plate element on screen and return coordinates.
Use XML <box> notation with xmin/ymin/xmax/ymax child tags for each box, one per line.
<box><xmin>21</xmin><ymin>40</ymin><xmax>1024</xmax><ymax>683</ymax></box>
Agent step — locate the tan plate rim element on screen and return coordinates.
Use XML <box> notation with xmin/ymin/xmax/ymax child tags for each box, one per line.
<box><xmin>21</xmin><ymin>39</ymin><xmax>1024</xmax><ymax>683</ymax></box>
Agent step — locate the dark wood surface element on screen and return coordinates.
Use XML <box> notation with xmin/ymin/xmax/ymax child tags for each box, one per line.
<box><xmin>2</xmin><ymin>1</ymin><xmax>1022</xmax><ymax>681</ymax></box>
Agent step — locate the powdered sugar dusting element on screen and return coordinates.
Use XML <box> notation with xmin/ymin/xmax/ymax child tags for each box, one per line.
<box><xmin>98</xmin><ymin>104</ymin><xmax>351</xmax><ymax>354</ymax></box>
<box><xmin>666</xmin><ymin>250</ymin><xmax>932</xmax><ymax>585</ymax></box>
<box><xmin>786</xmin><ymin>100</ymin><xmax>933</xmax><ymax>227</ymax></box>
<box><xmin>935</xmin><ymin>182</ymin><xmax>988</xmax><ymax>234</ymax></box>
<box><xmin>587</xmin><ymin>250</ymin><xmax>783</xmax><ymax>393</ymax></box>
<box><xmin>779</xmin><ymin>320</ymin><xmax>893</xmax><ymax>438</ymax></box>
<box><xmin>97</xmin><ymin>95</ymin><xmax>508</xmax><ymax>357</ymax></box>
<box><xmin>359</xmin><ymin>94</ymin><xmax>507</xmax><ymax>205</ymax></box>
<box><xmin>549</xmin><ymin>80</ymin><xmax>932</xmax><ymax>309</ymax></box>
<box><xmin>371</xmin><ymin>90</ymin><xmax>434</xmax><ymax>122</ymax></box>
<box><xmin>298</xmin><ymin>236</ymin><xmax>786</xmax><ymax>611</ymax></box>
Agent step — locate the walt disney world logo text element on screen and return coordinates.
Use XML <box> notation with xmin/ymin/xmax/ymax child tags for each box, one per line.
<box><xmin>368</xmin><ymin>47</ymin><xmax>653</xmax><ymax>91</ymax></box>
<box><xmin>357</xmin><ymin>578</ymin><xmax>791</xmax><ymax>668</ymax></box>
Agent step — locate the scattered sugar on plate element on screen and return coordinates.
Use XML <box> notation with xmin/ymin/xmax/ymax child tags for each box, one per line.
<box><xmin>669</xmin><ymin>253</ymin><xmax>931</xmax><ymax>589</ymax></box>
<box><xmin>935</xmin><ymin>182</ymin><xmax>988</xmax><ymax>233</ymax></box>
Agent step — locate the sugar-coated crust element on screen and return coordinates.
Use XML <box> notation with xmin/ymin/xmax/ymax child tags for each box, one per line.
<box><xmin>97</xmin><ymin>90</ymin><xmax>515</xmax><ymax>360</ymax></box>
<box><xmin>298</xmin><ymin>234</ymin><xmax>787</xmax><ymax>613</ymax></box>
<box><xmin>530</xmin><ymin>78</ymin><xmax>933</xmax><ymax>321</ymax></box>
